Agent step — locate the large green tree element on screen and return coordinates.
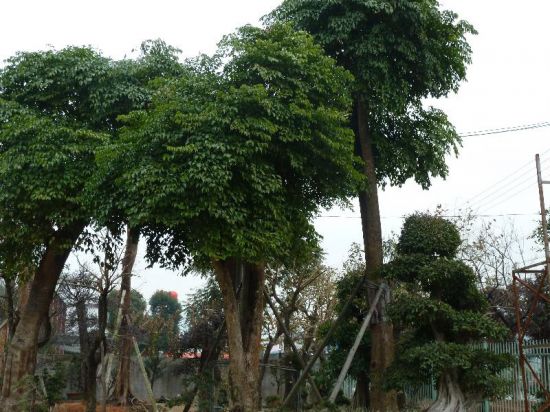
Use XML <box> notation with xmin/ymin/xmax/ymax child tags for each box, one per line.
<box><xmin>385</xmin><ymin>214</ymin><xmax>511</xmax><ymax>411</ymax></box>
<box><xmin>271</xmin><ymin>1</ymin><xmax>475</xmax><ymax>408</ymax></box>
<box><xmin>0</xmin><ymin>42</ymin><xmax>181</xmax><ymax>406</ymax></box>
<box><xmin>109</xmin><ymin>23</ymin><xmax>361</xmax><ymax>410</ymax></box>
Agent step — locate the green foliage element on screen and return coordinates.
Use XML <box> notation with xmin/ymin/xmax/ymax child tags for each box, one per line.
<box><xmin>181</xmin><ymin>278</ymin><xmax>223</xmax><ymax>350</ymax></box>
<box><xmin>108</xmin><ymin>23</ymin><xmax>361</xmax><ymax>268</ymax></box>
<box><xmin>149</xmin><ymin>290</ymin><xmax>182</xmax><ymax>320</ymax></box>
<box><xmin>270</xmin><ymin>0</ymin><xmax>475</xmax><ymax>188</ymax></box>
<box><xmin>0</xmin><ymin>97</ymin><xmax>103</xmax><ymax>269</ymax></box>
<box><xmin>107</xmin><ymin>288</ymin><xmax>147</xmax><ymax>330</ymax></box>
<box><xmin>149</xmin><ymin>290</ymin><xmax>182</xmax><ymax>351</ymax></box>
<box><xmin>0</xmin><ymin>41</ymin><xmax>183</xmax><ymax>273</ymax></box>
<box><xmin>42</xmin><ymin>363</ymin><xmax>67</xmax><ymax>406</ymax></box>
<box><xmin>396</xmin><ymin>213</ymin><xmax>461</xmax><ymax>257</ymax></box>
<box><xmin>385</xmin><ymin>214</ymin><xmax>512</xmax><ymax>399</ymax></box>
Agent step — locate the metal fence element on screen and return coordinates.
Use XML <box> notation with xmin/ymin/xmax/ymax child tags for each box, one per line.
<box><xmin>403</xmin><ymin>340</ymin><xmax>550</xmax><ymax>412</ymax></box>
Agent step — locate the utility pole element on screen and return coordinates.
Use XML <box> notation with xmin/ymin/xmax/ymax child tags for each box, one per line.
<box><xmin>512</xmin><ymin>154</ymin><xmax>550</xmax><ymax>412</ymax></box>
<box><xmin>536</xmin><ymin>154</ymin><xmax>550</xmax><ymax>266</ymax></box>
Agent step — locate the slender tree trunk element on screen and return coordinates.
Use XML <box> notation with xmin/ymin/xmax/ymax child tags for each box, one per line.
<box><xmin>355</xmin><ymin>99</ymin><xmax>398</xmax><ymax>411</ymax></box>
<box><xmin>213</xmin><ymin>259</ymin><xmax>265</xmax><ymax>412</ymax></box>
<box><xmin>76</xmin><ymin>299</ymin><xmax>91</xmax><ymax>397</ymax></box>
<box><xmin>260</xmin><ymin>330</ymin><xmax>282</xmax><ymax>383</ymax></box>
<box><xmin>282</xmin><ymin>316</ymin><xmax>298</xmax><ymax>408</ymax></box>
<box><xmin>114</xmin><ymin>226</ymin><xmax>140</xmax><ymax>405</ymax></box>
<box><xmin>0</xmin><ymin>225</ymin><xmax>83</xmax><ymax>407</ymax></box>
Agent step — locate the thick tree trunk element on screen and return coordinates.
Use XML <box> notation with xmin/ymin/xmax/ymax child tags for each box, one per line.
<box><xmin>428</xmin><ymin>372</ymin><xmax>468</xmax><ymax>412</ymax></box>
<box><xmin>355</xmin><ymin>99</ymin><xmax>398</xmax><ymax>411</ymax></box>
<box><xmin>213</xmin><ymin>259</ymin><xmax>265</xmax><ymax>412</ymax></box>
<box><xmin>114</xmin><ymin>226</ymin><xmax>140</xmax><ymax>405</ymax></box>
<box><xmin>0</xmin><ymin>225</ymin><xmax>83</xmax><ymax>407</ymax></box>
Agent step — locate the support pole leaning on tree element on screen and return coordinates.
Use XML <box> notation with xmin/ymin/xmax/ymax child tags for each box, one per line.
<box><xmin>328</xmin><ymin>284</ymin><xmax>386</xmax><ymax>403</ymax></box>
<box><xmin>281</xmin><ymin>274</ymin><xmax>371</xmax><ymax>409</ymax></box>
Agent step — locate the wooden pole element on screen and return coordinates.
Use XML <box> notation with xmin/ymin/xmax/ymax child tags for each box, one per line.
<box><xmin>329</xmin><ymin>284</ymin><xmax>385</xmax><ymax>403</ymax></box>
<box><xmin>536</xmin><ymin>154</ymin><xmax>550</xmax><ymax>265</ymax></box>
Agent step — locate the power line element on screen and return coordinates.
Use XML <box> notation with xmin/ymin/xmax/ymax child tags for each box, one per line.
<box><xmin>469</xmin><ymin>162</ymin><xmax>550</xmax><ymax>212</ymax></box>
<box><xmin>459</xmin><ymin>121</ymin><xmax>550</xmax><ymax>138</ymax></box>
<box><xmin>459</xmin><ymin>149</ymin><xmax>550</xmax><ymax>210</ymax></box>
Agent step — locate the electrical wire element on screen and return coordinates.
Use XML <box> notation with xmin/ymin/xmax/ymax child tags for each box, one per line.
<box><xmin>459</xmin><ymin>121</ymin><xmax>550</xmax><ymax>138</ymax></box>
<box><xmin>471</xmin><ymin>163</ymin><xmax>550</xmax><ymax>212</ymax></box>
<box><xmin>459</xmin><ymin>149</ymin><xmax>550</xmax><ymax>211</ymax></box>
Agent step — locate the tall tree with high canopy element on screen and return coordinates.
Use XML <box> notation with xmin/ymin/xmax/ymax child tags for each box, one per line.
<box><xmin>270</xmin><ymin>1</ymin><xmax>475</xmax><ymax>408</ymax></box>
<box><xmin>110</xmin><ymin>23</ymin><xmax>361</xmax><ymax>410</ymax></box>
<box><xmin>385</xmin><ymin>214</ymin><xmax>511</xmax><ymax>411</ymax></box>
<box><xmin>0</xmin><ymin>42</ymin><xmax>182</xmax><ymax>406</ymax></box>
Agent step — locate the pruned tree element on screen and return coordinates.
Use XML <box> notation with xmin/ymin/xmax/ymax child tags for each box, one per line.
<box><xmin>270</xmin><ymin>1</ymin><xmax>475</xmax><ymax>408</ymax></box>
<box><xmin>385</xmin><ymin>214</ymin><xmax>511</xmax><ymax>412</ymax></box>
<box><xmin>108</xmin><ymin>23</ymin><xmax>361</xmax><ymax>411</ymax></box>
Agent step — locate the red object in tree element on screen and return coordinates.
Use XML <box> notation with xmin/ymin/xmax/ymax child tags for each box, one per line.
<box><xmin>168</xmin><ymin>291</ymin><xmax>178</xmax><ymax>300</ymax></box>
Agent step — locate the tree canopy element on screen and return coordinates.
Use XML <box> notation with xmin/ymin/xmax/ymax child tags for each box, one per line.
<box><xmin>270</xmin><ymin>0</ymin><xmax>475</xmax><ymax>188</ymax></box>
<box><xmin>0</xmin><ymin>42</ymin><xmax>184</xmax><ymax>273</ymax></box>
<box><xmin>107</xmin><ymin>23</ymin><xmax>361</xmax><ymax>268</ymax></box>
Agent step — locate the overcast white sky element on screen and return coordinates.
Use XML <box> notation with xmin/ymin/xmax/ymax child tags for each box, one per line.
<box><xmin>1</xmin><ymin>0</ymin><xmax>549</xmax><ymax>302</ymax></box>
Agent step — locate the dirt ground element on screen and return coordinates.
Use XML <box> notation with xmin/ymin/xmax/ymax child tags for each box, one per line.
<box><xmin>53</xmin><ymin>403</ymin><xmax>189</xmax><ymax>412</ymax></box>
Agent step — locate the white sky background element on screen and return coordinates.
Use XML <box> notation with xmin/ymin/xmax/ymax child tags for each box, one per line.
<box><xmin>1</xmin><ymin>0</ymin><xmax>549</xmax><ymax>302</ymax></box>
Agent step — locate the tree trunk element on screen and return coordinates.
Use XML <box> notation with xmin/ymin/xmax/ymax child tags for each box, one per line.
<box><xmin>353</xmin><ymin>371</ymin><xmax>370</xmax><ymax>408</ymax></box>
<box><xmin>0</xmin><ymin>224</ymin><xmax>83</xmax><ymax>406</ymax></box>
<box><xmin>283</xmin><ymin>316</ymin><xmax>298</xmax><ymax>408</ymax></box>
<box><xmin>355</xmin><ymin>99</ymin><xmax>398</xmax><ymax>411</ymax></box>
<box><xmin>260</xmin><ymin>330</ymin><xmax>282</xmax><ymax>384</ymax></box>
<box><xmin>213</xmin><ymin>259</ymin><xmax>265</xmax><ymax>412</ymax></box>
<box><xmin>428</xmin><ymin>372</ymin><xmax>468</xmax><ymax>412</ymax></box>
<box><xmin>76</xmin><ymin>299</ymin><xmax>91</xmax><ymax>396</ymax></box>
<box><xmin>4</xmin><ymin>278</ymin><xmax>17</xmax><ymax>339</ymax></box>
<box><xmin>76</xmin><ymin>298</ymin><xmax>101</xmax><ymax>412</ymax></box>
<box><xmin>114</xmin><ymin>226</ymin><xmax>140</xmax><ymax>405</ymax></box>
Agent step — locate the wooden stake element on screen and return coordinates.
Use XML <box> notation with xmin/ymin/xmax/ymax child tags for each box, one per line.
<box><xmin>133</xmin><ymin>336</ymin><xmax>157</xmax><ymax>412</ymax></box>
